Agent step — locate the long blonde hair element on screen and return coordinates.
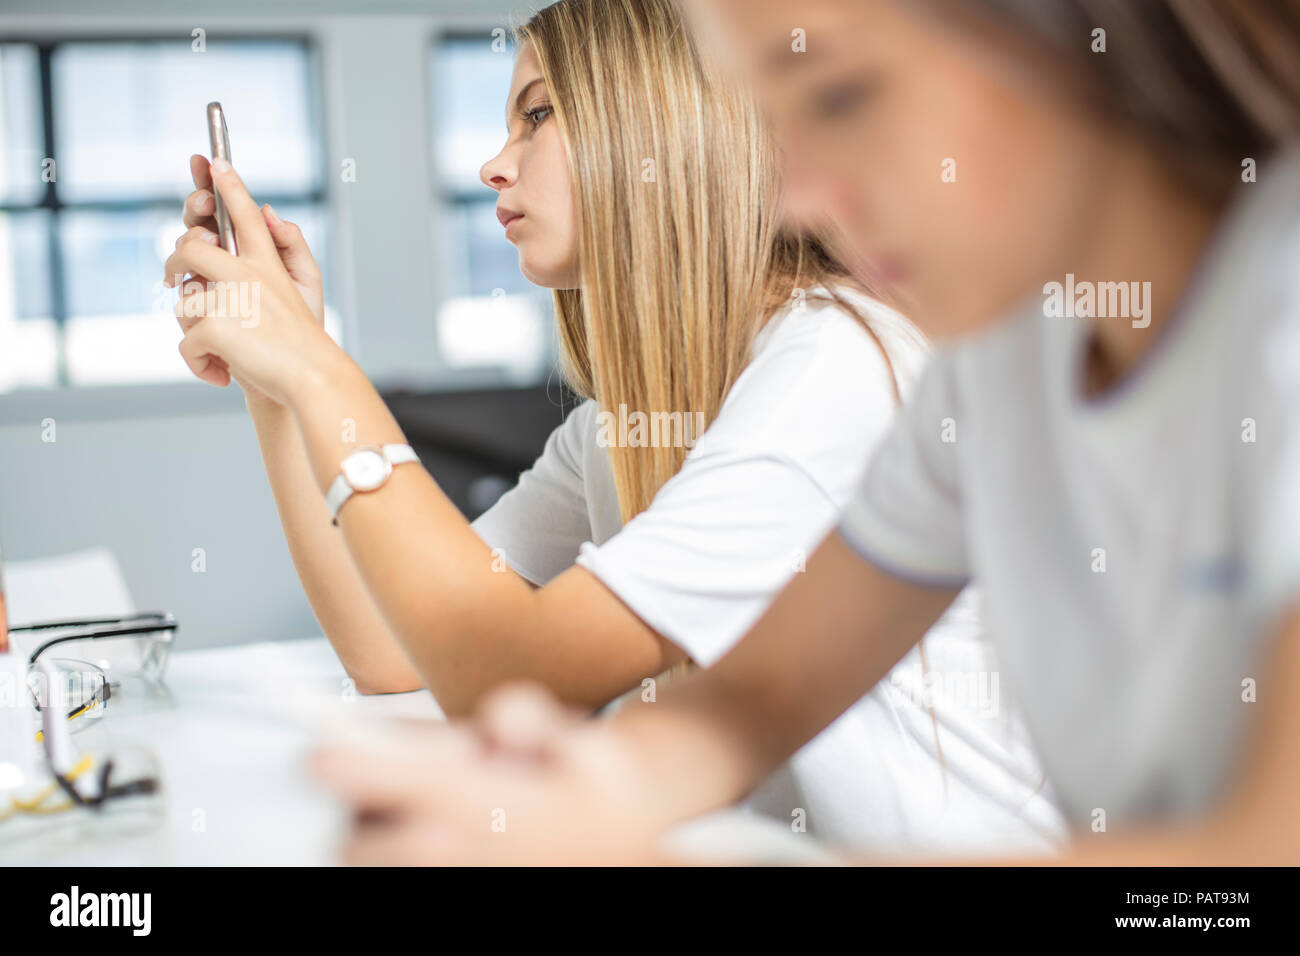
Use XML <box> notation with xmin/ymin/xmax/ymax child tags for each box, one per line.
<box><xmin>518</xmin><ymin>2</ymin><xmax>942</xmax><ymax>762</ymax></box>
<box><xmin>518</xmin><ymin>0</ymin><xmax>881</xmax><ymax>522</ymax></box>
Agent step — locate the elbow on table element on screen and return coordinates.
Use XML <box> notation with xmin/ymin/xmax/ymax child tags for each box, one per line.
<box><xmin>343</xmin><ymin>663</ymin><xmax>425</xmax><ymax>697</ymax></box>
<box><xmin>425</xmin><ymin>681</ymin><xmax>486</xmax><ymax>720</ymax></box>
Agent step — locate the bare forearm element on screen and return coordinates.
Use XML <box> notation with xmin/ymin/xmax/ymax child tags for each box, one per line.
<box><xmin>245</xmin><ymin>395</ymin><xmax>423</xmax><ymax>693</ymax></box>
<box><xmin>610</xmin><ymin>670</ymin><xmax>794</xmax><ymax>828</ymax></box>
<box><xmin>608</xmin><ymin>532</ymin><xmax>959</xmax><ymax>831</ymax></box>
<box><xmin>285</xmin><ymin>351</ymin><xmax>560</xmax><ymax>711</ymax></box>
<box><xmin>622</xmin><ymin>691</ymin><xmax>1253</xmax><ymax>868</ymax></box>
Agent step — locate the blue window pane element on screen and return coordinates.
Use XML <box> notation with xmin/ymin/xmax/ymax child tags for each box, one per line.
<box><xmin>0</xmin><ymin>44</ymin><xmax>45</xmax><ymax>205</ymax></box>
<box><xmin>52</xmin><ymin>40</ymin><xmax>320</xmax><ymax>202</ymax></box>
<box><xmin>0</xmin><ymin>210</ymin><xmax>56</xmax><ymax>390</ymax></box>
<box><xmin>59</xmin><ymin>208</ymin><xmax>181</xmax><ymax>318</ymax></box>
<box><xmin>433</xmin><ymin>35</ymin><xmax>517</xmax><ymax>194</ymax></box>
<box><xmin>0</xmin><ymin>209</ymin><xmax>53</xmax><ymax>319</ymax></box>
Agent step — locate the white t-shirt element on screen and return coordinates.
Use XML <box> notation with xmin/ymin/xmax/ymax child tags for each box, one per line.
<box><xmin>473</xmin><ymin>289</ymin><xmax>1066</xmax><ymax>854</ymax></box>
<box><xmin>839</xmin><ymin>143</ymin><xmax>1300</xmax><ymax>831</ymax></box>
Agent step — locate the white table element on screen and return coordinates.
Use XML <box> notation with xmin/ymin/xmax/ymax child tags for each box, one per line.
<box><xmin>3</xmin><ymin>638</ymin><xmax>830</xmax><ymax>866</ymax></box>
<box><xmin>4</xmin><ymin>638</ymin><xmax>437</xmax><ymax>865</ymax></box>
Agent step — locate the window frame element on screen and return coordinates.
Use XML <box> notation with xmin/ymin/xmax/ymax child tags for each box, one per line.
<box><xmin>428</xmin><ymin>27</ymin><xmax>557</xmax><ymax>382</ymax></box>
<box><xmin>0</xmin><ymin>31</ymin><xmax>327</xmax><ymax>394</ymax></box>
<box><xmin>0</xmin><ymin>13</ymin><xmax>548</xmax><ymax>425</ymax></box>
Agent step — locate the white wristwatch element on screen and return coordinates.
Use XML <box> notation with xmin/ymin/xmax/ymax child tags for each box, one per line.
<box><xmin>326</xmin><ymin>443</ymin><xmax>420</xmax><ymax>526</ymax></box>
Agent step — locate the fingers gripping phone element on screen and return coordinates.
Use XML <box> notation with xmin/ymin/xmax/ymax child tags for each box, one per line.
<box><xmin>206</xmin><ymin>101</ymin><xmax>237</xmax><ymax>254</ymax></box>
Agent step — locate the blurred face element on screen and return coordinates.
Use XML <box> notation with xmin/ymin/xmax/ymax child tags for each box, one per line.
<box><xmin>480</xmin><ymin>44</ymin><xmax>579</xmax><ymax>289</ymax></box>
<box><xmin>694</xmin><ymin>0</ymin><xmax>1124</xmax><ymax>338</ymax></box>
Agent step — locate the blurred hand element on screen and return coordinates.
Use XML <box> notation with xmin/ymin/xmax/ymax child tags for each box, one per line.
<box><xmin>170</xmin><ymin>154</ymin><xmax>325</xmax><ymax>407</ymax></box>
<box><xmin>311</xmin><ymin>682</ymin><xmax>671</xmax><ymax>865</ymax></box>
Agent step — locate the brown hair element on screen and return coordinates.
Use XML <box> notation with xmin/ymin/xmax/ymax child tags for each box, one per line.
<box><xmin>918</xmin><ymin>0</ymin><xmax>1300</xmax><ymax>191</ymax></box>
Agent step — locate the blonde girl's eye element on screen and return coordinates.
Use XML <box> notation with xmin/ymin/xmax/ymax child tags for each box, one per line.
<box><xmin>522</xmin><ymin>104</ymin><xmax>553</xmax><ymax>128</ymax></box>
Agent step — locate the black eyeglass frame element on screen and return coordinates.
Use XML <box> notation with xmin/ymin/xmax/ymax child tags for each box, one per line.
<box><xmin>51</xmin><ymin>755</ymin><xmax>159</xmax><ymax>812</ymax></box>
<box><xmin>9</xmin><ymin>611</ymin><xmax>177</xmax><ymax>667</ymax></box>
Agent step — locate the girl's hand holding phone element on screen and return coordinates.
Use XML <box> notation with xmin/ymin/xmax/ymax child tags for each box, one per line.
<box><xmin>175</xmin><ymin>154</ymin><xmax>325</xmax><ymax>328</ymax></box>
<box><xmin>163</xmin><ymin>158</ymin><xmax>339</xmax><ymax>409</ymax></box>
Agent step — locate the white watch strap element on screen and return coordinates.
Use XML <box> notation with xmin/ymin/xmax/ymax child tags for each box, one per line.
<box><xmin>382</xmin><ymin>443</ymin><xmax>419</xmax><ymax>465</ymax></box>
<box><xmin>327</xmin><ymin>443</ymin><xmax>418</xmax><ymax>526</ymax></box>
<box><xmin>325</xmin><ymin>473</ymin><xmax>353</xmax><ymax>523</ymax></box>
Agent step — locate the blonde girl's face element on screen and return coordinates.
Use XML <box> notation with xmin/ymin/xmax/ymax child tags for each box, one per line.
<box><xmin>696</xmin><ymin>0</ymin><xmax>1121</xmax><ymax>339</ymax></box>
<box><xmin>480</xmin><ymin>43</ymin><xmax>580</xmax><ymax>289</ymax></box>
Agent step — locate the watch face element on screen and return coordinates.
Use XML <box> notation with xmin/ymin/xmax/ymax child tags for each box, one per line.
<box><xmin>342</xmin><ymin>449</ymin><xmax>390</xmax><ymax>491</ymax></box>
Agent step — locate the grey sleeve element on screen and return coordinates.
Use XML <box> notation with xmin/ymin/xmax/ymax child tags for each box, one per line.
<box><xmin>469</xmin><ymin>401</ymin><xmax>596</xmax><ymax>585</ymax></box>
<box><xmin>837</xmin><ymin>352</ymin><xmax>971</xmax><ymax>587</ymax></box>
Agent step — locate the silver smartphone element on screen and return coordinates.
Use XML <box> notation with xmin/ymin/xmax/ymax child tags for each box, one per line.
<box><xmin>206</xmin><ymin>101</ymin><xmax>237</xmax><ymax>254</ymax></box>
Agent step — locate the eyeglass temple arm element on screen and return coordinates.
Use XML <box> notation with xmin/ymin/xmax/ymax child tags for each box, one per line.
<box><xmin>15</xmin><ymin>614</ymin><xmax>179</xmax><ymax>666</ymax></box>
<box><xmin>9</xmin><ymin>611</ymin><xmax>175</xmax><ymax>633</ymax></box>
